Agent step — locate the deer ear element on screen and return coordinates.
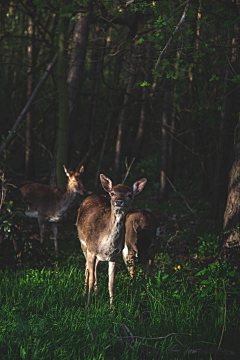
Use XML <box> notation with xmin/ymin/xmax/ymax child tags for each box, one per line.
<box><xmin>100</xmin><ymin>174</ymin><xmax>113</xmax><ymax>193</ymax></box>
<box><xmin>63</xmin><ymin>165</ymin><xmax>70</xmax><ymax>178</ymax></box>
<box><xmin>79</xmin><ymin>166</ymin><xmax>84</xmax><ymax>173</ymax></box>
<box><xmin>132</xmin><ymin>178</ymin><xmax>147</xmax><ymax>196</ymax></box>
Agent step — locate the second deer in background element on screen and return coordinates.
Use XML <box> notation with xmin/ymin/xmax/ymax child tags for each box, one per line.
<box><xmin>19</xmin><ymin>166</ymin><xmax>86</xmax><ymax>253</ymax></box>
<box><xmin>122</xmin><ymin>209</ymin><xmax>166</xmax><ymax>277</ymax></box>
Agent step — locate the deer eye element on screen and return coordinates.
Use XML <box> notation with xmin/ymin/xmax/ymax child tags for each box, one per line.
<box><xmin>127</xmin><ymin>194</ymin><xmax>132</xmax><ymax>198</ymax></box>
<box><xmin>111</xmin><ymin>192</ymin><xmax>115</xmax><ymax>196</ymax></box>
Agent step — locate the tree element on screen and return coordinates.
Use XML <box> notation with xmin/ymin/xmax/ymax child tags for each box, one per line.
<box><xmin>218</xmin><ymin>118</ymin><xmax>240</xmax><ymax>263</ymax></box>
<box><xmin>56</xmin><ymin>2</ymin><xmax>70</xmax><ymax>190</ymax></box>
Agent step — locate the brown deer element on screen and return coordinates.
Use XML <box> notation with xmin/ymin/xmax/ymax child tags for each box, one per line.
<box><xmin>19</xmin><ymin>166</ymin><xmax>86</xmax><ymax>253</ymax></box>
<box><xmin>76</xmin><ymin>174</ymin><xmax>147</xmax><ymax>307</ymax></box>
<box><xmin>122</xmin><ymin>209</ymin><xmax>166</xmax><ymax>277</ymax></box>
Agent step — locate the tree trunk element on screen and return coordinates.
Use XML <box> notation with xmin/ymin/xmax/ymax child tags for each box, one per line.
<box><xmin>67</xmin><ymin>10</ymin><xmax>91</xmax><ymax>165</ymax></box>
<box><xmin>131</xmin><ymin>41</ymin><xmax>153</xmax><ymax>160</ymax></box>
<box><xmin>56</xmin><ymin>5</ymin><xmax>69</xmax><ymax>190</ymax></box>
<box><xmin>79</xmin><ymin>24</ymin><xmax>101</xmax><ymax>159</ymax></box>
<box><xmin>25</xmin><ymin>14</ymin><xmax>36</xmax><ymax>180</ymax></box>
<box><xmin>218</xmin><ymin>118</ymin><xmax>240</xmax><ymax>263</ymax></box>
<box><xmin>213</xmin><ymin>14</ymin><xmax>240</xmax><ymax>220</ymax></box>
<box><xmin>114</xmin><ymin>55</ymin><xmax>135</xmax><ymax>185</ymax></box>
<box><xmin>159</xmin><ymin>76</ymin><xmax>171</xmax><ymax>200</ymax></box>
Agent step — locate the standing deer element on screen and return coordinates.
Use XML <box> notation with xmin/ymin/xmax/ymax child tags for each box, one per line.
<box><xmin>19</xmin><ymin>165</ymin><xmax>86</xmax><ymax>253</ymax></box>
<box><xmin>122</xmin><ymin>209</ymin><xmax>166</xmax><ymax>277</ymax></box>
<box><xmin>76</xmin><ymin>174</ymin><xmax>147</xmax><ymax>307</ymax></box>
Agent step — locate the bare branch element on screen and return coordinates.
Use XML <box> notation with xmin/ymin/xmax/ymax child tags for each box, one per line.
<box><xmin>122</xmin><ymin>157</ymin><xmax>135</xmax><ymax>184</ymax></box>
<box><xmin>155</xmin><ymin>2</ymin><xmax>190</xmax><ymax>69</ymax></box>
<box><xmin>166</xmin><ymin>177</ymin><xmax>198</xmax><ymax>217</ymax></box>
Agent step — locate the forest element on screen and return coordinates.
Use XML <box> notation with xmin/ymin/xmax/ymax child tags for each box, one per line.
<box><xmin>0</xmin><ymin>0</ymin><xmax>240</xmax><ymax>359</ymax></box>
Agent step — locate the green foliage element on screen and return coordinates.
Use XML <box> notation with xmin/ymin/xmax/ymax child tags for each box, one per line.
<box><xmin>197</xmin><ymin>233</ymin><xmax>222</xmax><ymax>258</ymax></box>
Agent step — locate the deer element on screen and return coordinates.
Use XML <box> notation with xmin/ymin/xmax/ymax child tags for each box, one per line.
<box><xmin>76</xmin><ymin>174</ymin><xmax>147</xmax><ymax>307</ymax></box>
<box><xmin>122</xmin><ymin>209</ymin><xmax>166</xmax><ymax>277</ymax></box>
<box><xmin>19</xmin><ymin>165</ymin><xmax>86</xmax><ymax>253</ymax></box>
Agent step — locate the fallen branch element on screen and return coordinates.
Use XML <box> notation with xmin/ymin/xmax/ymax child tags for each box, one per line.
<box><xmin>143</xmin><ymin>286</ymin><xmax>169</xmax><ymax>328</ymax></box>
<box><xmin>86</xmin><ymin>320</ymin><xmax>94</xmax><ymax>342</ymax></box>
<box><xmin>216</xmin><ymin>279</ymin><xmax>227</xmax><ymax>354</ymax></box>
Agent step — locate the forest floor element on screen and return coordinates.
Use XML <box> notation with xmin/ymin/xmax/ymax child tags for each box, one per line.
<box><xmin>0</xmin><ymin>190</ymin><xmax>239</xmax><ymax>359</ymax></box>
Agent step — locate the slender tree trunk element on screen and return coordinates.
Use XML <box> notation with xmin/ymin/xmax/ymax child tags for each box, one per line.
<box><xmin>79</xmin><ymin>24</ymin><xmax>101</xmax><ymax>159</ymax></box>
<box><xmin>159</xmin><ymin>76</ymin><xmax>171</xmax><ymax>200</ymax></box>
<box><xmin>25</xmin><ymin>15</ymin><xmax>36</xmax><ymax>180</ymax></box>
<box><xmin>114</xmin><ymin>54</ymin><xmax>135</xmax><ymax>184</ymax></box>
<box><xmin>56</xmin><ymin>5</ymin><xmax>69</xmax><ymax>190</ymax></box>
<box><xmin>131</xmin><ymin>41</ymin><xmax>153</xmax><ymax>160</ymax></box>
<box><xmin>67</xmin><ymin>10</ymin><xmax>91</xmax><ymax>165</ymax></box>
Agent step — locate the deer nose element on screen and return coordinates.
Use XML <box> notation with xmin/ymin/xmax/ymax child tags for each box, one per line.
<box><xmin>115</xmin><ymin>199</ymin><xmax>124</xmax><ymax>207</ymax></box>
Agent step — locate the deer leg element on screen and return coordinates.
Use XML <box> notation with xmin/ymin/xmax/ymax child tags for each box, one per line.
<box><xmin>84</xmin><ymin>265</ymin><xmax>89</xmax><ymax>295</ymax></box>
<box><xmin>87</xmin><ymin>254</ymin><xmax>96</xmax><ymax>307</ymax></box>
<box><xmin>38</xmin><ymin>216</ymin><xmax>45</xmax><ymax>244</ymax></box>
<box><xmin>94</xmin><ymin>258</ymin><xmax>99</xmax><ymax>294</ymax></box>
<box><xmin>51</xmin><ymin>223</ymin><xmax>58</xmax><ymax>253</ymax></box>
<box><xmin>108</xmin><ymin>261</ymin><xmax>116</xmax><ymax>305</ymax></box>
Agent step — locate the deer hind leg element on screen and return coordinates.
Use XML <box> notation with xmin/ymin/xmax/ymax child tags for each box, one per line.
<box><xmin>51</xmin><ymin>223</ymin><xmax>58</xmax><ymax>253</ymax></box>
<box><xmin>38</xmin><ymin>216</ymin><xmax>46</xmax><ymax>244</ymax></box>
<box><xmin>108</xmin><ymin>261</ymin><xmax>116</xmax><ymax>305</ymax></box>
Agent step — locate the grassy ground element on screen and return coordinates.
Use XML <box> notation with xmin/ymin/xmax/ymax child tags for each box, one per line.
<box><xmin>0</xmin><ymin>192</ymin><xmax>240</xmax><ymax>359</ymax></box>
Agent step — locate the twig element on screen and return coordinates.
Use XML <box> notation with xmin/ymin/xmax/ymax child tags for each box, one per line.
<box><xmin>0</xmin><ymin>174</ymin><xmax>17</xmax><ymax>211</ymax></box>
<box><xmin>110</xmin><ymin>333</ymin><xmax>135</xmax><ymax>350</ymax></box>
<box><xmin>122</xmin><ymin>157</ymin><xmax>135</xmax><ymax>184</ymax></box>
<box><xmin>0</xmin><ymin>174</ymin><xmax>6</xmax><ymax>211</ymax></box>
<box><xmin>86</xmin><ymin>320</ymin><xmax>94</xmax><ymax>342</ymax></box>
<box><xmin>166</xmin><ymin>177</ymin><xmax>198</xmax><ymax>217</ymax></box>
<box><xmin>155</xmin><ymin>2</ymin><xmax>190</xmax><ymax>68</ymax></box>
<box><xmin>216</xmin><ymin>279</ymin><xmax>227</xmax><ymax>354</ymax></box>
<box><xmin>143</xmin><ymin>286</ymin><xmax>169</xmax><ymax>328</ymax></box>
<box><xmin>118</xmin><ymin>332</ymin><xmax>193</xmax><ymax>341</ymax></box>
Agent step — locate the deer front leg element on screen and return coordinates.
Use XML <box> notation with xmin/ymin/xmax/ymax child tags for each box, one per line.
<box><xmin>87</xmin><ymin>253</ymin><xmax>96</xmax><ymax>307</ymax></box>
<box><xmin>38</xmin><ymin>216</ymin><xmax>45</xmax><ymax>244</ymax></box>
<box><xmin>51</xmin><ymin>223</ymin><xmax>58</xmax><ymax>253</ymax></box>
<box><xmin>108</xmin><ymin>261</ymin><xmax>116</xmax><ymax>305</ymax></box>
<box><xmin>94</xmin><ymin>258</ymin><xmax>99</xmax><ymax>294</ymax></box>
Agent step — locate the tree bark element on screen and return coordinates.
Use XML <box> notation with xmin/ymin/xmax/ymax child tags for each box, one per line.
<box><xmin>213</xmin><ymin>13</ymin><xmax>240</xmax><ymax>220</ymax></box>
<box><xmin>56</xmin><ymin>5</ymin><xmax>69</xmax><ymax>190</ymax></box>
<box><xmin>114</xmin><ymin>54</ymin><xmax>135</xmax><ymax>185</ymax></box>
<box><xmin>79</xmin><ymin>23</ymin><xmax>101</xmax><ymax>159</ymax></box>
<box><xmin>25</xmin><ymin>14</ymin><xmax>36</xmax><ymax>181</ymax></box>
<box><xmin>159</xmin><ymin>76</ymin><xmax>171</xmax><ymax>200</ymax></box>
<box><xmin>131</xmin><ymin>40</ymin><xmax>154</xmax><ymax>160</ymax></box>
<box><xmin>218</xmin><ymin>118</ymin><xmax>240</xmax><ymax>263</ymax></box>
<box><xmin>67</xmin><ymin>10</ymin><xmax>91</xmax><ymax>165</ymax></box>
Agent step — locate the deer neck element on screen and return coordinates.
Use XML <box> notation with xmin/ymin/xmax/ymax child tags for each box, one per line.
<box><xmin>58</xmin><ymin>182</ymin><xmax>77</xmax><ymax>211</ymax></box>
<box><xmin>107</xmin><ymin>209</ymin><xmax>126</xmax><ymax>245</ymax></box>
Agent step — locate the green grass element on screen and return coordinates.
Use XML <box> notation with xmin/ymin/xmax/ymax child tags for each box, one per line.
<box><xmin>1</xmin><ymin>195</ymin><xmax>240</xmax><ymax>359</ymax></box>
<box><xmin>0</xmin><ymin>259</ymin><xmax>239</xmax><ymax>360</ymax></box>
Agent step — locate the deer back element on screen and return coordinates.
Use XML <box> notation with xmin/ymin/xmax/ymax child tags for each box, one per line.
<box><xmin>19</xmin><ymin>167</ymin><xmax>86</xmax><ymax>220</ymax></box>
